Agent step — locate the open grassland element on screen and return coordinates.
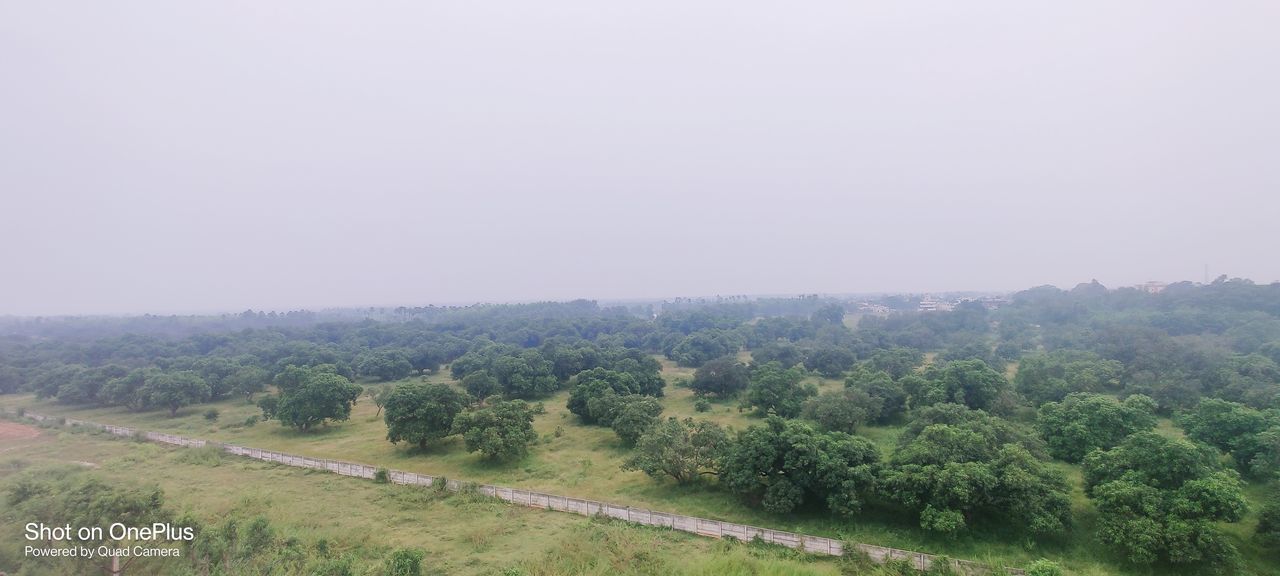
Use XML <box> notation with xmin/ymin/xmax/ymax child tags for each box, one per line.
<box><xmin>3</xmin><ymin>358</ymin><xmax>1277</xmax><ymax>576</ymax></box>
<box><xmin>0</xmin><ymin>427</ymin><xmax>855</xmax><ymax>575</ymax></box>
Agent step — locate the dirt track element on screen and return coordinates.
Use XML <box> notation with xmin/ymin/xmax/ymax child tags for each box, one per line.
<box><xmin>0</xmin><ymin>420</ymin><xmax>41</xmax><ymax>440</ymax></box>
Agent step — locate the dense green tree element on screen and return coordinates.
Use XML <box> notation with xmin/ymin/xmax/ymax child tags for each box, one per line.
<box><xmin>1036</xmin><ymin>393</ymin><xmax>1158</xmax><ymax>462</ymax></box>
<box><xmin>846</xmin><ymin>367</ymin><xmax>907</xmax><ymax>424</ymax></box>
<box><xmin>920</xmin><ymin>359</ymin><xmax>1011</xmax><ymax>412</ymax></box>
<box><xmin>881</xmin><ymin>404</ymin><xmax>1069</xmax><ymax>536</ymax></box>
<box><xmin>0</xmin><ymin>365</ymin><xmax>23</xmax><ymax>394</ymax></box>
<box><xmin>744</xmin><ymin>362</ymin><xmax>816</xmax><ymax>418</ymax></box>
<box><xmin>191</xmin><ymin>356</ymin><xmax>242</xmax><ymax>399</ymax></box>
<box><xmin>803</xmin><ymin>346</ymin><xmax>857</xmax><ymax>378</ymax></box>
<box><xmin>451</xmin><ymin>399</ymin><xmax>539</xmax><ymax>460</ymax></box>
<box><xmin>383</xmin><ymin>382</ymin><xmax>468</xmax><ymax>448</ymax></box>
<box><xmin>226</xmin><ymin>365</ymin><xmax>269</xmax><ymax>401</ymax></box>
<box><xmin>1179</xmin><ymin>398</ymin><xmax>1280</xmax><ymax>478</ymax></box>
<box><xmin>1083</xmin><ymin>432</ymin><xmax>1248</xmax><ymax>566</ymax></box>
<box><xmin>1179</xmin><ymin>398</ymin><xmax>1269</xmax><ymax>452</ymax></box>
<box><xmin>357</xmin><ymin>349</ymin><xmax>415</xmax><ymax>382</ymax></box>
<box><xmin>491</xmin><ymin>351</ymin><xmax>559</xmax><ymax>398</ymax></box>
<box><xmin>1015</xmin><ymin>351</ymin><xmax>1124</xmax><ymax>406</ymax></box>
<box><xmin>101</xmin><ymin>368</ymin><xmax>156</xmax><ymax>410</ymax></box>
<box><xmin>567</xmin><ymin>368</ymin><xmax>646</xmax><ymax>422</ymax></box>
<box><xmin>610</xmin><ymin>396</ymin><xmax>664</xmax><ymax>445</ymax></box>
<box><xmin>262</xmin><ymin>365</ymin><xmax>363</xmax><ymax>431</ymax></box>
<box><xmin>867</xmin><ymin>347</ymin><xmax>924</xmax><ymax>379</ymax></box>
<box><xmin>690</xmin><ymin>356</ymin><xmax>749</xmax><ymax>397</ymax></box>
<box><xmin>668</xmin><ymin>329</ymin><xmax>743</xmax><ymax>367</ymax></box>
<box><xmin>719</xmin><ymin>417</ymin><xmax>879</xmax><ymax>515</ymax></box>
<box><xmin>55</xmin><ymin>364</ymin><xmax>128</xmax><ymax>405</ymax></box>
<box><xmin>461</xmin><ymin>371</ymin><xmax>499</xmax><ymax>400</ymax></box>
<box><xmin>623</xmin><ymin>418</ymin><xmax>728</xmax><ymax>484</ymax></box>
<box><xmin>750</xmin><ymin>341</ymin><xmax>805</xmax><ymax>368</ymax></box>
<box><xmin>805</xmin><ymin>387</ymin><xmax>879</xmax><ymax>433</ymax></box>
<box><xmin>143</xmin><ymin>370</ymin><xmax>211</xmax><ymax>417</ymax></box>
<box><xmin>811</xmin><ymin>303</ymin><xmax>846</xmax><ymax>326</ymax></box>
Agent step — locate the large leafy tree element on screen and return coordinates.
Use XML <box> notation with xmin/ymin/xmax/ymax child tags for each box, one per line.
<box><xmin>915</xmin><ymin>359</ymin><xmax>1011</xmax><ymax>412</ymax></box>
<box><xmin>451</xmin><ymin>399</ymin><xmax>539</xmax><ymax>460</ymax></box>
<box><xmin>1015</xmin><ymin>351</ymin><xmax>1124</xmax><ymax>406</ymax></box>
<box><xmin>261</xmin><ymin>365</ymin><xmax>363</xmax><ymax>431</ymax></box>
<box><xmin>811</xmin><ymin>303</ymin><xmax>846</xmax><ymax>326</ymax></box>
<box><xmin>609</xmin><ymin>396</ymin><xmax>664</xmax><ymax>445</ymax></box>
<box><xmin>491</xmin><ymin>351</ymin><xmax>559</xmax><ymax>398</ymax></box>
<box><xmin>690</xmin><ymin>356</ymin><xmax>749</xmax><ymax>397</ymax></box>
<box><xmin>805</xmin><ymin>387</ymin><xmax>880</xmax><ymax>433</ymax></box>
<box><xmin>668</xmin><ymin>329</ymin><xmax>742</xmax><ymax>367</ymax></box>
<box><xmin>803</xmin><ymin>346</ymin><xmax>857</xmax><ymax>378</ymax></box>
<box><xmin>867</xmin><ymin>347</ymin><xmax>924</xmax><ymax>380</ymax></box>
<box><xmin>226</xmin><ymin>365</ymin><xmax>269</xmax><ymax>401</ymax></box>
<box><xmin>1083</xmin><ymin>432</ymin><xmax>1248</xmax><ymax>566</ymax></box>
<box><xmin>143</xmin><ymin>370</ymin><xmax>211</xmax><ymax>417</ymax></box>
<box><xmin>1180</xmin><ymin>398</ymin><xmax>1280</xmax><ymax>479</ymax></box>
<box><xmin>356</xmin><ymin>349</ymin><xmax>415</xmax><ymax>382</ymax></box>
<box><xmin>1036</xmin><ymin>393</ymin><xmax>1158</xmax><ymax>462</ymax></box>
<box><xmin>100</xmin><ymin>367</ymin><xmax>161</xmax><ymax>410</ymax></box>
<box><xmin>744</xmin><ymin>362</ymin><xmax>816</xmax><ymax>418</ymax></box>
<box><xmin>881</xmin><ymin>404</ymin><xmax>1070</xmax><ymax>536</ymax></box>
<box><xmin>623</xmin><ymin>417</ymin><xmax>728</xmax><ymax>484</ymax></box>
<box><xmin>567</xmin><ymin>368</ymin><xmax>644</xmax><ymax>422</ymax></box>
<box><xmin>719</xmin><ymin>417</ymin><xmax>879</xmax><ymax>515</ymax></box>
<box><xmin>383</xmin><ymin>382</ymin><xmax>469</xmax><ymax>448</ymax></box>
<box><xmin>461</xmin><ymin>371</ymin><xmax>499</xmax><ymax>400</ymax></box>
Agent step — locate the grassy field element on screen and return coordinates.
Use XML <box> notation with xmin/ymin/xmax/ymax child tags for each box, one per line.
<box><xmin>1</xmin><ymin>358</ymin><xmax>1276</xmax><ymax>575</ymax></box>
<box><xmin>0</xmin><ymin>424</ymin><xmax>857</xmax><ymax>575</ymax></box>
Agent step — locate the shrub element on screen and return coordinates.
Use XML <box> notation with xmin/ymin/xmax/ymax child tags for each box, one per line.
<box><xmin>1025</xmin><ymin>559</ymin><xmax>1065</xmax><ymax>576</ymax></box>
<box><xmin>694</xmin><ymin>397</ymin><xmax>711</xmax><ymax>412</ymax></box>
<box><xmin>385</xmin><ymin>548</ymin><xmax>424</xmax><ymax>576</ymax></box>
<box><xmin>374</xmin><ymin>468</ymin><xmax>390</xmax><ymax>484</ymax></box>
<box><xmin>243</xmin><ymin>415</ymin><xmax>260</xmax><ymax>427</ymax></box>
<box><xmin>203</xmin><ymin>408</ymin><xmax>220</xmax><ymax>422</ymax></box>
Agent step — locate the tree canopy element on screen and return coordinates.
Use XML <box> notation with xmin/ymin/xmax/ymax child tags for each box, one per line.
<box><xmin>1083</xmin><ymin>432</ymin><xmax>1248</xmax><ymax>566</ymax></box>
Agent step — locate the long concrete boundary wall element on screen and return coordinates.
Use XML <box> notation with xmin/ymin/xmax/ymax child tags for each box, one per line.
<box><xmin>7</xmin><ymin>410</ymin><xmax>1023</xmax><ymax>575</ymax></box>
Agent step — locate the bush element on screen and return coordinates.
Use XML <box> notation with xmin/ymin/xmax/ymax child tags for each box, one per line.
<box><xmin>385</xmin><ymin>548</ymin><xmax>424</xmax><ymax>576</ymax></box>
<box><xmin>694</xmin><ymin>398</ymin><xmax>711</xmax><ymax>412</ymax></box>
<box><xmin>1025</xmin><ymin>559</ymin><xmax>1065</xmax><ymax>576</ymax></box>
<box><xmin>243</xmin><ymin>415</ymin><xmax>259</xmax><ymax>427</ymax></box>
<box><xmin>203</xmin><ymin>408</ymin><xmax>220</xmax><ymax>422</ymax></box>
<box><xmin>374</xmin><ymin>468</ymin><xmax>390</xmax><ymax>484</ymax></box>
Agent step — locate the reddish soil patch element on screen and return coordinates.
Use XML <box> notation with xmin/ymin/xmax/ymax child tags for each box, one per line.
<box><xmin>0</xmin><ymin>420</ymin><xmax>41</xmax><ymax>440</ymax></box>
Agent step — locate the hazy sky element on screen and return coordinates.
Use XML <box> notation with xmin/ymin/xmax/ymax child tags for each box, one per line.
<box><xmin>2</xmin><ymin>1</ymin><xmax>1278</xmax><ymax>315</ymax></box>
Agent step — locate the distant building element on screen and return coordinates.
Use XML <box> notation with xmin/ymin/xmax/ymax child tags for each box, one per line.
<box><xmin>918</xmin><ymin>297</ymin><xmax>953</xmax><ymax>312</ymax></box>
<box><xmin>856</xmin><ymin>302</ymin><xmax>891</xmax><ymax>315</ymax></box>
<box><xmin>1136</xmin><ymin>281</ymin><xmax>1168</xmax><ymax>294</ymax></box>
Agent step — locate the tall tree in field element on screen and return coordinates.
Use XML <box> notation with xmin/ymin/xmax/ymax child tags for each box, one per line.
<box><xmin>1083</xmin><ymin>432</ymin><xmax>1248</xmax><ymax>567</ymax></box>
<box><xmin>261</xmin><ymin>365</ymin><xmax>363</xmax><ymax>431</ymax></box>
<box><xmin>744</xmin><ymin>361</ymin><xmax>816</xmax><ymax>418</ymax></box>
<box><xmin>623</xmin><ymin>418</ymin><xmax>728</xmax><ymax>484</ymax></box>
<box><xmin>451</xmin><ymin>399</ymin><xmax>539</xmax><ymax>460</ymax></box>
<box><xmin>690</xmin><ymin>356</ymin><xmax>749</xmax><ymax>397</ymax></box>
<box><xmin>1036</xmin><ymin>393</ymin><xmax>1158</xmax><ymax>462</ymax></box>
<box><xmin>143</xmin><ymin>371</ymin><xmax>211</xmax><ymax>417</ymax></box>
<box><xmin>384</xmin><ymin>382</ymin><xmax>468</xmax><ymax>448</ymax></box>
<box><xmin>719</xmin><ymin>417</ymin><xmax>879</xmax><ymax>515</ymax></box>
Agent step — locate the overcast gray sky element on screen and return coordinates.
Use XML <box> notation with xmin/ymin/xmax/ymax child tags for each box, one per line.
<box><xmin>2</xmin><ymin>1</ymin><xmax>1277</xmax><ymax>315</ymax></box>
